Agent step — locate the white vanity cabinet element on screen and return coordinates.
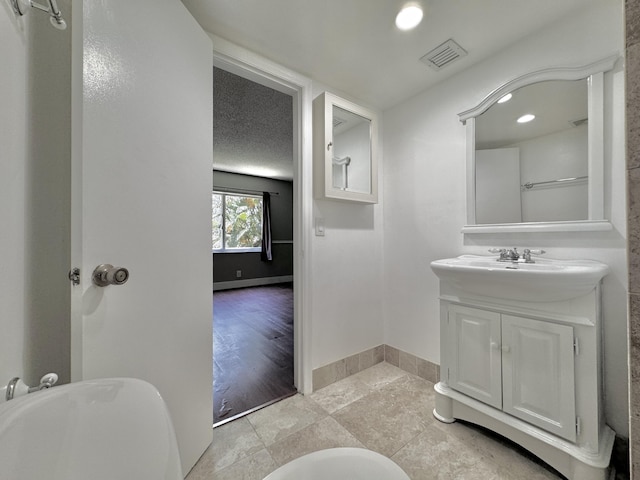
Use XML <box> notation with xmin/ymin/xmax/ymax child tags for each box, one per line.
<box><xmin>447</xmin><ymin>305</ymin><xmax>576</xmax><ymax>441</ymax></box>
<box><xmin>448</xmin><ymin>306</ymin><xmax>502</xmax><ymax>409</ymax></box>
<box><xmin>435</xmin><ymin>282</ymin><xmax>615</xmax><ymax>480</ymax></box>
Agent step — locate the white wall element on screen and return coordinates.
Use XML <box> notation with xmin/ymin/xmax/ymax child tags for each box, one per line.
<box><xmin>0</xmin><ymin>4</ymin><xmax>29</xmax><ymax>395</ymax></box>
<box><xmin>517</xmin><ymin>125</ymin><xmax>588</xmax><ymax>222</ymax></box>
<box><xmin>311</xmin><ymin>83</ymin><xmax>385</xmax><ymax>369</ymax></box>
<box><xmin>382</xmin><ymin>1</ymin><xmax>628</xmax><ymax>436</ymax></box>
<box><xmin>0</xmin><ymin>2</ymin><xmax>71</xmax><ymax>396</ymax></box>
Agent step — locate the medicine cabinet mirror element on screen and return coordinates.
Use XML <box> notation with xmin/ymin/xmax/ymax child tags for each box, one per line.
<box><xmin>459</xmin><ymin>56</ymin><xmax>618</xmax><ymax>233</ymax></box>
<box><xmin>313</xmin><ymin>92</ymin><xmax>378</xmax><ymax>203</ymax></box>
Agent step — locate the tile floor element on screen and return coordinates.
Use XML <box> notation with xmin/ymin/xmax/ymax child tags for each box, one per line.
<box><xmin>187</xmin><ymin>362</ymin><xmax>564</xmax><ymax>480</ymax></box>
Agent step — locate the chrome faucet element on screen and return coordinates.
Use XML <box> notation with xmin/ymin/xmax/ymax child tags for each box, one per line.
<box><xmin>489</xmin><ymin>247</ymin><xmax>546</xmax><ymax>263</ymax></box>
<box><xmin>522</xmin><ymin>248</ymin><xmax>546</xmax><ymax>263</ymax></box>
<box><xmin>488</xmin><ymin>247</ymin><xmax>519</xmax><ymax>262</ymax></box>
<box><xmin>504</xmin><ymin>248</ymin><xmax>520</xmax><ymax>261</ymax></box>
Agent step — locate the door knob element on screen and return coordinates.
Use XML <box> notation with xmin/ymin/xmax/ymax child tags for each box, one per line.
<box><xmin>92</xmin><ymin>264</ymin><xmax>129</xmax><ymax>287</ymax></box>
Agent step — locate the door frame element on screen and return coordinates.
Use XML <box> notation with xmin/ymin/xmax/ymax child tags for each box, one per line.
<box><xmin>210</xmin><ymin>34</ymin><xmax>313</xmax><ymax>394</ymax></box>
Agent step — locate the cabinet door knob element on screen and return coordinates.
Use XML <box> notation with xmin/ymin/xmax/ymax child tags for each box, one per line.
<box><xmin>490</xmin><ymin>342</ymin><xmax>500</xmax><ymax>350</ymax></box>
<box><xmin>501</xmin><ymin>345</ymin><xmax>511</xmax><ymax>353</ymax></box>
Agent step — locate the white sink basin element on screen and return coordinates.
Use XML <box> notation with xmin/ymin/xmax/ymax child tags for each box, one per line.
<box><xmin>0</xmin><ymin>378</ymin><xmax>182</xmax><ymax>480</ymax></box>
<box><xmin>431</xmin><ymin>255</ymin><xmax>609</xmax><ymax>302</ymax></box>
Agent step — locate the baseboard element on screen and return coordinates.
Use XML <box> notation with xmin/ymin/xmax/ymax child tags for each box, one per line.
<box><xmin>312</xmin><ymin>344</ymin><xmax>440</xmax><ymax>391</ymax></box>
<box><xmin>213</xmin><ymin>275</ymin><xmax>293</xmax><ymax>291</ymax></box>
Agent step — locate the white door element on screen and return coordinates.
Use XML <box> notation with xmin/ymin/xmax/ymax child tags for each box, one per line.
<box><xmin>448</xmin><ymin>305</ymin><xmax>502</xmax><ymax>409</ymax></box>
<box><xmin>475</xmin><ymin>148</ymin><xmax>521</xmax><ymax>224</ymax></box>
<box><xmin>70</xmin><ymin>1</ymin><xmax>213</xmax><ymax>474</ymax></box>
<box><xmin>502</xmin><ymin>315</ymin><xmax>576</xmax><ymax>441</ymax></box>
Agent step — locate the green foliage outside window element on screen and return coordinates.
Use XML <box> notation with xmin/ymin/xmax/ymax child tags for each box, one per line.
<box><xmin>212</xmin><ymin>194</ymin><xmax>223</xmax><ymax>249</ymax></box>
<box><xmin>212</xmin><ymin>193</ymin><xmax>262</xmax><ymax>251</ymax></box>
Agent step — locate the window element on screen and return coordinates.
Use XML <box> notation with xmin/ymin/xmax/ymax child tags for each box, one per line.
<box><xmin>212</xmin><ymin>192</ymin><xmax>263</xmax><ymax>252</ymax></box>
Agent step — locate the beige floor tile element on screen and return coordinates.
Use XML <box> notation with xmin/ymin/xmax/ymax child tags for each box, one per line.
<box><xmin>392</xmin><ymin>423</ymin><xmax>505</xmax><ymax>480</ymax></box>
<box><xmin>479</xmin><ymin>435</ymin><xmax>561</xmax><ymax>479</ymax></box>
<box><xmin>267</xmin><ymin>416</ymin><xmax>366</xmax><ymax>466</ymax></box>
<box><xmin>473</xmin><ymin>432</ymin><xmax>562</xmax><ymax>479</ymax></box>
<box><xmin>247</xmin><ymin>393</ymin><xmax>327</xmax><ymax>446</ymax></box>
<box><xmin>496</xmin><ymin>464</ymin><xmax>562</xmax><ymax>480</ymax></box>
<box><xmin>192</xmin><ymin>359</ymin><xmax>567</xmax><ymax>479</ymax></box>
<box><xmin>190</xmin><ymin>417</ymin><xmax>264</xmax><ymax>474</ymax></box>
<box><xmin>430</xmin><ymin>416</ymin><xmax>480</xmax><ymax>444</ymax></box>
<box><xmin>431</xmin><ymin>420</ymin><xmax>562</xmax><ymax>479</ymax></box>
<box><xmin>352</xmin><ymin>361</ymin><xmax>407</xmax><ymax>389</ymax></box>
<box><xmin>185</xmin><ymin>457</ymin><xmax>213</xmax><ymax>480</ymax></box>
<box><xmin>210</xmin><ymin>449</ymin><xmax>278</xmax><ymax>480</ymax></box>
<box><xmin>333</xmin><ymin>375</ymin><xmax>435</xmax><ymax>457</ymax></box>
<box><xmin>309</xmin><ymin>375</ymin><xmax>374</xmax><ymax>414</ymax></box>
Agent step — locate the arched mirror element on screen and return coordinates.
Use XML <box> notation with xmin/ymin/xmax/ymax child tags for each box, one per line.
<box><xmin>459</xmin><ymin>56</ymin><xmax>618</xmax><ymax>233</ymax></box>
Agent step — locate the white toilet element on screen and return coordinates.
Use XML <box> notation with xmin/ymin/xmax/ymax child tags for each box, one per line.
<box><xmin>0</xmin><ymin>378</ymin><xmax>411</xmax><ymax>480</ymax></box>
<box><xmin>263</xmin><ymin>447</ymin><xmax>410</xmax><ymax>480</ymax></box>
<box><xmin>0</xmin><ymin>378</ymin><xmax>182</xmax><ymax>480</ymax></box>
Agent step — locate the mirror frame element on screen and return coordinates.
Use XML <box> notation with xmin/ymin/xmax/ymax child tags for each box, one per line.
<box><xmin>459</xmin><ymin>55</ymin><xmax>618</xmax><ymax>233</ymax></box>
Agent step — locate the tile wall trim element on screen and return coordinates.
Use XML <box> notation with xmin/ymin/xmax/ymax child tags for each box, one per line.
<box><xmin>311</xmin><ymin>344</ymin><xmax>440</xmax><ymax>391</ymax></box>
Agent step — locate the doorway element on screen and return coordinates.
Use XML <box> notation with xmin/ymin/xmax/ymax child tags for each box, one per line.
<box><xmin>212</xmin><ymin>39</ymin><xmax>314</xmax><ymax>407</ymax></box>
<box><xmin>213</xmin><ymin>283</ymin><xmax>295</xmax><ymax>424</ymax></box>
<box><xmin>212</xmin><ymin>65</ymin><xmax>297</xmax><ymax>425</ymax></box>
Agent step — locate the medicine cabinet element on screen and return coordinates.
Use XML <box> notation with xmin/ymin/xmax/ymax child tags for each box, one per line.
<box><xmin>313</xmin><ymin>92</ymin><xmax>378</xmax><ymax>203</ymax></box>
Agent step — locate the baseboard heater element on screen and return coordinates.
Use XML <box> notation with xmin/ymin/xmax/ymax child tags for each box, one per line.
<box><xmin>213</xmin><ymin>275</ymin><xmax>293</xmax><ymax>291</ymax></box>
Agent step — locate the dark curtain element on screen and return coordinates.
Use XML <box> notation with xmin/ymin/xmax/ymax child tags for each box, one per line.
<box><xmin>261</xmin><ymin>192</ymin><xmax>273</xmax><ymax>261</ymax></box>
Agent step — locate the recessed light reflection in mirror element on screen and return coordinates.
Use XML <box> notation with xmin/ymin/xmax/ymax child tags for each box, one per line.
<box><xmin>497</xmin><ymin>93</ymin><xmax>512</xmax><ymax>104</ymax></box>
<box><xmin>517</xmin><ymin>114</ymin><xmax>536</xmax><ymax>123</ymax></box>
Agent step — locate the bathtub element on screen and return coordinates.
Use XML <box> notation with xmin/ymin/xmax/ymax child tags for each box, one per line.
<box><xmin>263</xmin><ymin>448</ymin><xmax>410</xmax><ymax>480</ymax></box>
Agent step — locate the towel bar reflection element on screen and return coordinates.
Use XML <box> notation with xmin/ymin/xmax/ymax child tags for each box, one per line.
<box><xmin>521</xmin><ymin>175</ymin><xmax>588</xmax><ymax>191</ymax></box>
<box><xmin>11</xmin><ymin>0</ymin><xmax>66</xmax><ymax>30</ymax></box>
<box><xmin>332</xmin><ymin>156</ymin><xmax>351</xmax><ymax>190</ymax></box>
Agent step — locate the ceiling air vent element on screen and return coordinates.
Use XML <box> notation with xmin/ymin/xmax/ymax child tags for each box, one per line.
<box><xmin>420</xmin><ymin>39</ymin><xmax>467</xmax><ymax>71</ymax></box>
<box><xmin>570</xmin><ymin>118</ymin><xmax>588</xmax><ymax>127</ymax></box>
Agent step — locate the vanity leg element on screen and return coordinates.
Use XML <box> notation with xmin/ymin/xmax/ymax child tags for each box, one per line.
<box><xmin>570</xmin><ymin>458</ymin><xmax>609</xmax><ymax>480</ymax></box>
<box><xmin>433</xmin><ymin>384</ymin><xmax>455</xmax><ymax>423</ymax></box>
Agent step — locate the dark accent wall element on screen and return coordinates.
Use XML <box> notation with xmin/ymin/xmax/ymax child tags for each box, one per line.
<box><xmin>213</xmin><ymin>170</ymin><xmax>293</xmax><ymax>283</ymax></box>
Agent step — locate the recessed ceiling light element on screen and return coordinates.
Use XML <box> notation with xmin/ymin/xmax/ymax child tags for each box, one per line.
<box><xmin>396</xmin><ymin>5</ymin><xmax>423</xmax><ymax>31</ymax></box>
<box><xmin>517</xmin><ymin>114</ymin><xmax>536</xmax><ymax>123</ymax></box>
<box><xmin>497</xmin><ymin>93</ymin><xmax>512</xmax><ymax>104</ymax></box>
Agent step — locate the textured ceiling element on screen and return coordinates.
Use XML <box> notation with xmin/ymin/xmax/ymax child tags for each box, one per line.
<box><xmin>213</xmin><ymin>67</ymin><xmax>293</xmax><ymax>181</ymax></box>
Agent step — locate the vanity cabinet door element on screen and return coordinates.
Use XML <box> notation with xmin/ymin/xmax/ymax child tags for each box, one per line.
<box><xmin>448</xmin><ymin>305</ymin><xmax>502</xmax><ymax>409</ymax></box>
<box><xmin>501</xmin><ymin>315</ymin><xmax>577</xmax><ymax>442</ymax></box>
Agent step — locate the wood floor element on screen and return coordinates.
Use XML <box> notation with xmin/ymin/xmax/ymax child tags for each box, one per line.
<box><xmin>213</xmin><ymin>283</ymin><xmax>295</xmax><ymax>424</ymax></box>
